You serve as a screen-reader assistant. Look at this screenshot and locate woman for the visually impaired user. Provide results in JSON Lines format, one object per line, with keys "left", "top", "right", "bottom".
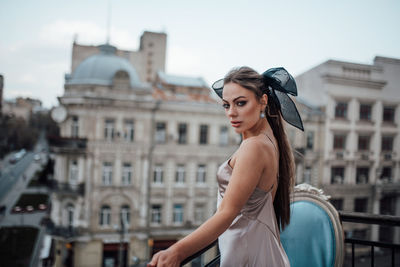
{"left": 148, "top": 67, "right": 303, "bottom": 267}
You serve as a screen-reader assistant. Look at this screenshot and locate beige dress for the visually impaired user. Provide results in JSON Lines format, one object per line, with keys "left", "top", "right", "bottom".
{"left": 217, "top": 158, "right": 290, "bottom": 267}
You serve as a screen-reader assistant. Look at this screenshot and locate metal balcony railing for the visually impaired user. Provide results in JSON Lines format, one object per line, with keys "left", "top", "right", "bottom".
{"left": 180, "top": 212, "right": 400, "bottom": 267}
{"left": 48, "top": 136, "right": 87, "bottom": 153}
{"left": 339, "top": 211, "right": 400, "bottom": 267}
{"left": 180, "top": 240, "right": 219, "bottom": 267}
{"left": 49, "top": 181, "right": 85, "bottom": 196}
{"left": 46, "top": 225, "right": 81, "bottom": 239}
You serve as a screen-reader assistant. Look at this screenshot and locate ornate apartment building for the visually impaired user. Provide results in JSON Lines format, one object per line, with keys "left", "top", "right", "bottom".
{"left": 292, "top": 56, "right": 400, "bottom": 243}
{"left": 49, "top": 32, "right": 237, "bottom": 267}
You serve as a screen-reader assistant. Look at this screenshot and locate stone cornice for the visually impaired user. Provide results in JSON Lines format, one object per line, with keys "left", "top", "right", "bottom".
{"left": 322, "top": 74, "right": 386, "bottom": 89}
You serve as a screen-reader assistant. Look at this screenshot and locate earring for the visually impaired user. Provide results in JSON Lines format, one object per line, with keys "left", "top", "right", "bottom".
{"left": 260, "top": 112, "right": 265, "bottom": 118}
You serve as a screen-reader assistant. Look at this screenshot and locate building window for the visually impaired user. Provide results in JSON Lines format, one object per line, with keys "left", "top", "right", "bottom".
{"left": 330, "top": 199, "right": 343, "bottom": 211}
{"left": 175, "top": 165, "right": 185, "bottom": 184}
{"left": 306, "top": 131, "right": 314, "bottom": 150}
{"left": 304, "top": 166, "right": 311, "bottom": 184}
{"left": 381, "top": 136, "right": 394, "bottom": 151}
{"left": 356, "top": 167, "right": 369, "bottom": 184}
{"left": 104, "top": 119, "right": 115, "bottom": 141}
{"left": 99, "top": 205, "right": 111, "bottom": 226}
{"left": 120, "top": 205, "right": 130, "bottom": 226}
{"left": 333, "top": 134, "right": 346, "bottom": 149}
{"left": 66, "top": 204, "right": 74, "bottom": 226}
{"left": 71, "top": 116, "right": 79, "bottom": 137}
{"left": 153, "top": 164, "right": 163, "bottom": 184}
{"left": 124, "top": 120, "right": 134, "bottom": 142}
{"left": 178, "top": 123, "right": 187, "bottom": 144}
{"left": 173, "top": 204, "right": 184, "bottom": 224}
{"left": 383, "top": 106, "right": 395, "bottom": 123}
{"left": 102, "top": 162, "right": 113, "bottom": 185}
{"left": 196, "top": 164, "right": 206, "bottom": 184}
{"left": 380, "top": 167, "right": 392, "bottom": 182}
{"left": 354, "top": 198, "right": 368, "bottom": 213}
{"left": 69, "top": 160, "right": 78, "bottom": 185}
{"left": 122, "top": 163, "right": 132, "bottom": 185}
{"left": 199, "top": 125, "right": 208, "bottom": 145}
{"left": 219, "top": 126, "right": 229, "bottom": 146}
{"left": 155, "top": 122, "right": 166, "bottom": 143}
{"left": 194, "top": 204, "right": 205, "bottom": 224}
{"left": 359, "top": 104, "right": 372, "bottom": 121}
{"left": 331, "top": 167, "right": 344, "bottom": 184}
{"left": 358, "top": 135, "right": 370, "bottom": 151}
{"left": 335, "top": 102, "right": 347, "bottom": 119}
{"left": 151, "top": 205, "right": 161, "bottom": 224}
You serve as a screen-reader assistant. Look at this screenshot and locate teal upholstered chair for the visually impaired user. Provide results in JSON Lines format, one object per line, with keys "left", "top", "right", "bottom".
{"left": 280, "top": 184, "right": 344, "bottom": 267}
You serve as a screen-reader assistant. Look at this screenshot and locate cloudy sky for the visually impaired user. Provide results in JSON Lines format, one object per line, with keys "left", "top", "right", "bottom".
{"left": 1, "top": 0, "right": 399, "bottom": 108}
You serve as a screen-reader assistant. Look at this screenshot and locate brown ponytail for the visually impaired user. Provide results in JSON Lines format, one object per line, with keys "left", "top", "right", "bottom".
{"left": 265, "top": 98, "right": 294, "bottom": 231}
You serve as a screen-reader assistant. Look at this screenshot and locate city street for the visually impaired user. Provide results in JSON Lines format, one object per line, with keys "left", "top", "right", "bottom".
{"left": 0, "top": 135, "right": 50, "bottom": 266}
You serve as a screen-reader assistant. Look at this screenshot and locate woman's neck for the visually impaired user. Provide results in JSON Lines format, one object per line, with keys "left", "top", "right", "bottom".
{"left": 242, "top": 119, "right": 272, "bottom": 140}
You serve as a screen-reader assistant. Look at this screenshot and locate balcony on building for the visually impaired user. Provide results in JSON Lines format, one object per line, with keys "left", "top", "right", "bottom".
{"left": 46, "top": 223, "right": 83, "bottom": 239}
{"left": 49, "top": 180, "right": 85, "bottom": 196}
{"left": 48, "top": 136, "right": 87, "bottom": 153}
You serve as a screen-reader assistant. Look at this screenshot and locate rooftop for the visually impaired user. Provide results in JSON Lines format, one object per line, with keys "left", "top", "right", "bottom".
{"left": 66, "top": 44, "right": 142, "bottom": 88}
{"left": 156, "top": 71, "right": 208, "bottom": 88}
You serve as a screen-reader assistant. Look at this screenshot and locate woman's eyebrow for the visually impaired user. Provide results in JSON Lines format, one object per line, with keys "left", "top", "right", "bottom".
{"left": 222, "top": 96, "right": 247, "bottom": 103}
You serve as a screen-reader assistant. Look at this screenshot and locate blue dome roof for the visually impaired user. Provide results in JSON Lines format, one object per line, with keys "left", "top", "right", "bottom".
{"left": 67, "top": 44, "right": 141, "bottom": 87}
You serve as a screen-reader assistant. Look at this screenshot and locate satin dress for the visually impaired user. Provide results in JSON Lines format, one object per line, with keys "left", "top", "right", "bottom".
{"left": 217, "top": 158, "right": 290, "bottom": 267}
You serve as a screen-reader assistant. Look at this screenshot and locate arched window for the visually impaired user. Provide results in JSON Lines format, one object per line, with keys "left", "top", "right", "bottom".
{"left": 99, "top": 205, "right": 111, "bottom": 226}
{"left": 113, "top": 70, "right": 130, "bottom": 88}
{"left": 120, "top": 205, "right": 130, "bottom": 227}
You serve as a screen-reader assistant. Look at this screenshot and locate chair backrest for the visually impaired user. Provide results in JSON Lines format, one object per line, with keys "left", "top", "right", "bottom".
{"left": 280, "top": 184, "right": 344, "bottom": 267}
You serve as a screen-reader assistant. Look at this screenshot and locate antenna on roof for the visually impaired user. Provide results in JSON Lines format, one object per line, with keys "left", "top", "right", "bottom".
{"left": 106, "top": 0, "right": 112, "bottom": 44}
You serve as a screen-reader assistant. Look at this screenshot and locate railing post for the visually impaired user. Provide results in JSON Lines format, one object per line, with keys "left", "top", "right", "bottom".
{"left": 371, "top": 245, "right": 374, "bottom": 267}
{"left": 392, "top": 248, "right": 395, "bottom": 267}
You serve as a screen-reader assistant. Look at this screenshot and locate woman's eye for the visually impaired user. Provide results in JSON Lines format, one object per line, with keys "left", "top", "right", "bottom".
{"left": 237, "top": 101, "right": 247, "bottom": 106}
{"left": 222, "top": 104, "right": 229, "bottom": 109}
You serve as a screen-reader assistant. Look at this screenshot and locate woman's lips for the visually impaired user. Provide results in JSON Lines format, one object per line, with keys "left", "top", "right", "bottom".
{"left": 231, "top": 121, "right": 241, "bottom": 127}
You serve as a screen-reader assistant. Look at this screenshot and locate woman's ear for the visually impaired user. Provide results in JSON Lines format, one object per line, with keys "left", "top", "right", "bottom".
{"left": 260, "top": 94, "right": 268, "bottom": 108}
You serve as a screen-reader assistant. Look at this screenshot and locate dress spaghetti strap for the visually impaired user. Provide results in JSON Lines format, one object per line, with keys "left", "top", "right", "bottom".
{"left": 264, "top": 133, "right": 280, "bottom": 179}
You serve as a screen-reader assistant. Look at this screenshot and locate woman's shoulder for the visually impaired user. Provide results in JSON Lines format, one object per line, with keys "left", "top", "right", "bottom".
{"left": 241, "top": 135, "right": 275, "bottom": 150}
{"left": 230, "top": 137, "right": 276, "bottom": 169}
{"left": 238, "top": 135, "right": 275, "bottom": 159}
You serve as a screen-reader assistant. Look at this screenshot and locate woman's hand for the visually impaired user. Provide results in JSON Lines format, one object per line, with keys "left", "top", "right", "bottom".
{"left": 147, "top": 247, "right": 181, "bottom": 267}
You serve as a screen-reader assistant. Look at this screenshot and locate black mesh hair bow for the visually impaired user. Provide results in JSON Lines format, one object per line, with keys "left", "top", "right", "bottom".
{"left": 212, "top": 67, "right": 304, "bottom": 131}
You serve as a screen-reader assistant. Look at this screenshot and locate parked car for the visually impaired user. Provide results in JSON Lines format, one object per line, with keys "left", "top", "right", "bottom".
{"left": 34, "top": 154, "right": 41, "bottom": 161}
{"left": 9, "top": 149, "right": 26, "bottom": 164}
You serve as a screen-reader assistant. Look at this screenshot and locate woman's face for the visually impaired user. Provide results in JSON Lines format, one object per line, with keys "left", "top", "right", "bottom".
{"left": 222, "top": 82, "right": 264, "bottom": 134}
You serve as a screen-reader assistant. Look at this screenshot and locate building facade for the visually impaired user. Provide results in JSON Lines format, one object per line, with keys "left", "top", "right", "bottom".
{"left": 2, "top": 96, "right": 42, "bottom": 121}
{"left": 293, "top": 56, "right": 400, "bottom": 243}
{"left": 49, "top": 32, "right": 237, "bottom": 267}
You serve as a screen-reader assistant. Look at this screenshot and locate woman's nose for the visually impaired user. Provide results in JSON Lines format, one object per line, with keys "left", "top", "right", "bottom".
{"left": 227, "top": 106, "right": 237, "bottom": 117}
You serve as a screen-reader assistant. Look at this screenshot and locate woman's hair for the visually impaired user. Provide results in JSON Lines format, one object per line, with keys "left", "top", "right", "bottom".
{"left": 223, "top": 66, "right": 295, "bottom": 230}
